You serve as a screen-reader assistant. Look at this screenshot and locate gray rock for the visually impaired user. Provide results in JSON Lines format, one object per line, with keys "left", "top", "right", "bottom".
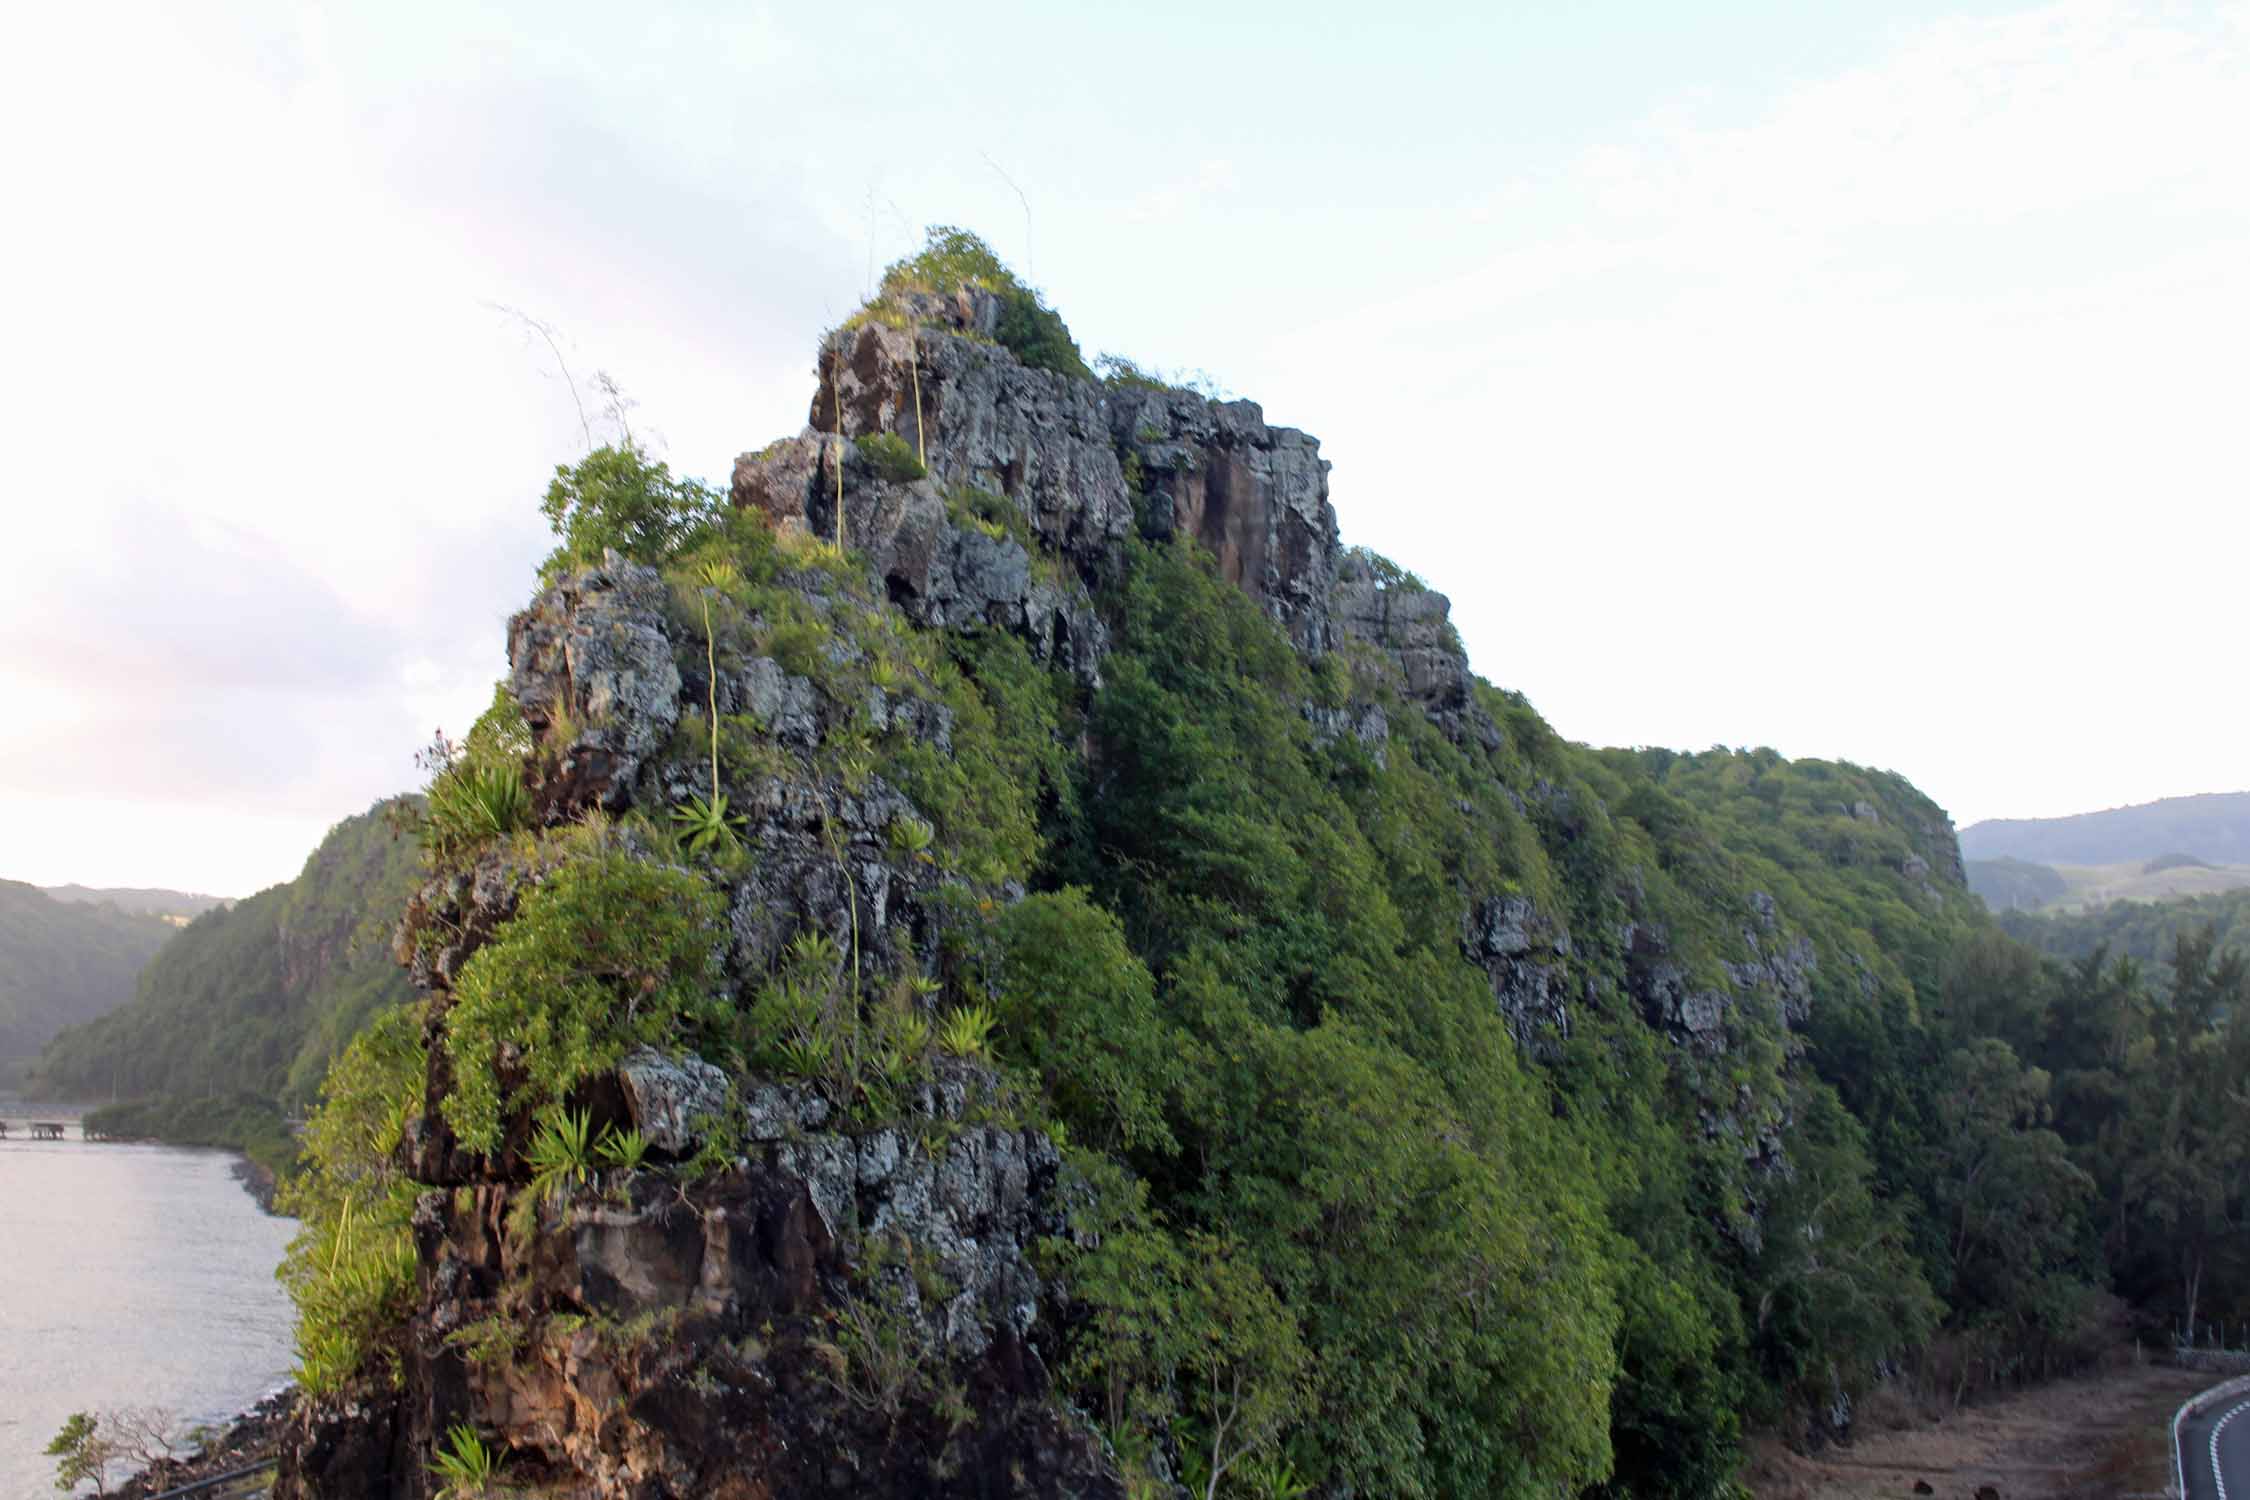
{"left": 507, "top": 551, "right": 681, "bottom": 809}
{"left": 741, "top": 1079, "right": 830, "bottom": 1141}
{"left": 618, "top": 1047, "right": 733, "bottom": 1156}
{"left": 1462, "top": 895, "right": 1575, "bottom": 1050}
{"left": 1303, "top": 701, "right": 1391, "bottom": 766}
{"left": 731, "top": 299, "right": 1340, "bottom": 676}
{"left": 1330, "top": 552, "right": 1506, "bottom": 749}
{"left": 776, "top": 1134, "right": 856, "bottom": 1241}
{"left": 734, "top": 656, "right": 820, "bottom": 748}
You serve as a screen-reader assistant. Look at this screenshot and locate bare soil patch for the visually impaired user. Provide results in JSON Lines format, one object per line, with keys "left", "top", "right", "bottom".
{"left": 1745, "top": 1360, "right": 2211, "bottom": 1500}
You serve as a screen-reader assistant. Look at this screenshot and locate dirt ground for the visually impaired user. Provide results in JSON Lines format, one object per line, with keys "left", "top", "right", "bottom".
{"left": 1744, "top": 1359, "right": 2213, "bottom": 1500}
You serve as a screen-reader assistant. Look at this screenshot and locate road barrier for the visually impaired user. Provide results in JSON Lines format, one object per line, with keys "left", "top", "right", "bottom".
{"left": 2173, "top": 1372, "right": 2250, "bottom": 1498}
{"left": 142, "top": 1456, "right": 277, "bottom": 1500}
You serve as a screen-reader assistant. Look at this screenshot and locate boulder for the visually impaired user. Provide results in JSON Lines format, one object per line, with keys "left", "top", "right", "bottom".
{"left": 617, "top": 1048, "right": 733, "bottom": 1156}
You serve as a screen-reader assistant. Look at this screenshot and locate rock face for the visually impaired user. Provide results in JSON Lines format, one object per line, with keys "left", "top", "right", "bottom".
{"left": 507, "top": 552, "right": 682, "bottom": 812}
{"left": 1463, "top": 894, "right": 1576, "bottom": 1052}
{"left": 1330, "top": 553, "right": 1500, "bottom": 750}
{"left": 283, "top": 1062, "right": 1117, "bottom": 1500}
{"left": 1105, "top": 383, "right": 1338, "bottom": 653}
{"left": 731, "top": 288, "right": 1340, "bottom": 665}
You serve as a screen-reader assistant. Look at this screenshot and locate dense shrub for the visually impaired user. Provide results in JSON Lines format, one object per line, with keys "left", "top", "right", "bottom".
{"left": 441, "top": 853, "right": 723, "bottom": 1154}
{"left": 870, "top": 225, "right": 1092, "bottom": 382}
{"left": 993, "top": 890, "right": 1176, "bottom": 1153}
{"left": 853, "top": 431, "right": 926, "bottom": 483}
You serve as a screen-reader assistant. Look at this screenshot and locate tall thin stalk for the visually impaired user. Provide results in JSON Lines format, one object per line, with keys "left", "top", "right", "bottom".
{"left": 670, "top": 559, "right": 741, "bottom": 855}
{"left": 701, "top": 591, "right": 721, "bottom": 801}
{"left": 831, "top": 344, "right": 847, "bottom": 550}
{"left": 909, "top": 331, "right": 925, "bottom": 467}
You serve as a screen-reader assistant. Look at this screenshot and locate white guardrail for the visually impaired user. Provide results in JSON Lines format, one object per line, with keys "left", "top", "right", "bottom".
{"left": 2173, "top": 1372, "right": 2250, "bottom": 1499}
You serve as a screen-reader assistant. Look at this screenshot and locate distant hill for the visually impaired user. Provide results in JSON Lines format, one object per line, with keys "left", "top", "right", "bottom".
{"left": 1965, "top": 857, "right": 2068, "bottom": 912}
{"left": 0, "top": 882, "right": 178, "bottom": 1080}
{"left": 1959, "top": 791, "right": 2250, "bottom": 865}
{"left": 40, "top": 884, "right": 232, "bottom": 924}
{"left": 1969, "top": 855, "right": 2250, "bottom": 915}
{"left": 32, "top": 801, "right": 422, "bottom": 1148}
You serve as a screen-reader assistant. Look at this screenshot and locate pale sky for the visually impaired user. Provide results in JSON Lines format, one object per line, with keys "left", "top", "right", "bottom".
{"left": 3, "top": 0, "right": 2245, "bottom": 896}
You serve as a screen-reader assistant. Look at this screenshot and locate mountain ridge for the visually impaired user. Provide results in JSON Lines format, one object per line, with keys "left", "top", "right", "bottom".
{"left": 39, "top": 883, "right": 233, "bottom": 922}
{"left": 0, "top": 879, "right": 178, "bottom": 1080}
{"left": 1960, "top": 790, "right": 2250, "bottom": 865}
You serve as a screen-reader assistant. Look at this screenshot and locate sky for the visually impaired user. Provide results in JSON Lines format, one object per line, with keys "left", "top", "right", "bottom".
{"left": 3, "top": 0, "right": 2245, "bottom": 896}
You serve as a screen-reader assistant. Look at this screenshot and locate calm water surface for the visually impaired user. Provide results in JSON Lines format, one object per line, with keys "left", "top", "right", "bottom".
{"left": 0, "top": 1114, "right": 298, "bottom": 1496}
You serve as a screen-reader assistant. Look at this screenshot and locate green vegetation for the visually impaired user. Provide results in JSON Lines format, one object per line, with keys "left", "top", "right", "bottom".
{"left": 1968, "top": 855, "right": 2070, "bottom": 912}
{"left": 0, "top": 880, "right": 176, "bottom": 1079}
{"left": 538, "top": 442, "right": 723, "bottom": 578}
{"left": 82, "top": 1092, "right": 296, "bottom": 1179}
{"left": 854, "top": 431, "right": 927, "bottom": 484}
{"left": 276, "top": 1001, "right": 426, "bottom": 1393}
{"left": 441, "top": 851, "right": 722, "bottom": 1154}
{"left": 944, "top": 483, "right": 1030, "bottom": 547}
{"left": 430, "top": 1423, "right": 504, "bottom": 1499}
{"left": 861, "top": 225, "right": 1092, "bottom": 381}
{"left": 524, "top": 1105, "right": 598, "bottom": 1207}
{"left": 1094, "top": 353, "right": 1233, "bottom": 402}
{"left": 2004, "top": 885, "right": 2250, "bottom": 970}
{"left": 675, "top": 557, "right": 747, "bottom": 856}
{"left": 45, "top": 1412, "right": 106, "bottom": 1495}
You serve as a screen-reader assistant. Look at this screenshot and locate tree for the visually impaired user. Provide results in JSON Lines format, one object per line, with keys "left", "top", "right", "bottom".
{"left": 538, "top": 444, "right": 721, "bottom": 575}
{"left": 46, "top": 1412, "right": 113, "bottom": 1496}
{"left": 2118, "top": 927, "right": 2250, "bottom": 1337}
{"left": 1064, "top": 1226, "right": 1308, "bottom": 1499}
{"left": 1931, "top": 1040, "right": 2096, "bottom": 1360}
{"left": 45, "top": 1408, "right": 183, "bottom": 1496}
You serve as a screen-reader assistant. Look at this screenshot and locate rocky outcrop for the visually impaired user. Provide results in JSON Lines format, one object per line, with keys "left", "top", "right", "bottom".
{"left": 1106, "top": 383, "right": 1338, "bottom": 653}
{"left": 284, "top": 1054, "right": 1117, "bottom": 1500}
{"left": 507, "top": 551, "right": 682, "bottom": 813}
{"left": 1330, "top": 553, "right": 1501, "bottom": 750}
{"left": 732, "top": 289, "right": 1342, "bottom": 669}
{"left": 616, "top": 1048, "right": 732, "bottom": 1157}
{"left": 1730, "top": 891, "right": 1817, "bottom": 1029}
{"left": 318, "top": 488, "right": 1118, "bottom": 1496}
{"left": 1463, "top": 894, "right": 1577, "bottom": 1052}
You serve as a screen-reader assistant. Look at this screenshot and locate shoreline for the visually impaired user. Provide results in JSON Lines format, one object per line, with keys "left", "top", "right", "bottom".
{"left": 0, "top": 1105, "right": 291, "bottom": 1216}
{"left": 229, "top": 1153, "right": 283, "bottom": 1214}
{"left": 111, "top": 1389, "right": 298, "bottom": 1500}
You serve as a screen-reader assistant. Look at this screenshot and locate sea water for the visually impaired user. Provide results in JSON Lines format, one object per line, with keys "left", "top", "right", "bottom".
{"left": 0, "top": 1114, "right": 298, "bottom": 1496}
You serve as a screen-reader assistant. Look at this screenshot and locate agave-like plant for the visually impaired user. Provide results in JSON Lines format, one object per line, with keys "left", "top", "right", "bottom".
{"left": 526, "top": 1106, "right": 596, "bottom": 1207}
{"left": 937, "top": 1004, "right": 998, "bottom": 1060}
{"left": 672, "top": 790, "right": 743, "bottom": 856}
{"left": 430, "top": 1423, "right": 503, "bottom": 1499}
{"left": 596, "top": 1123, "right": 649, "bottom": 1173}
{"left": 887, "top": 815, "right": 935, "bottom": 861}
{"left": 788, "top": 929, "right": 844, "bottom": 972}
